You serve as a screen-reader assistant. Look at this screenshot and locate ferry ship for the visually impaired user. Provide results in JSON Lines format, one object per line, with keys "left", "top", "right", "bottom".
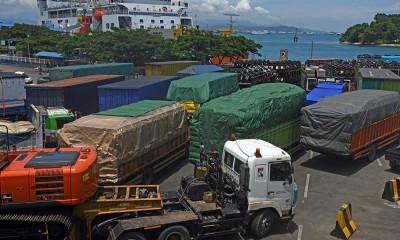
{"left": 37, "top": 0, "right": 193, "bottom": 33}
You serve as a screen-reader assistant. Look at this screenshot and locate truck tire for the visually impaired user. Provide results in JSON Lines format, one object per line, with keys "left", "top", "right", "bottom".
{"left": 250, "top": 209, "right": 276, "bottom": 239}
{"left": 141, "top": 166, "right": 154, "bottom": 184}
{"left": 389, "top": 161, "right": 399, "bottom": 170}
{"left": 157, "top": 225, "right": 190, "bottom": 240}
{"left": 117, "top": 231, "right": 146, "bottom": 240}
{"left": 368, "top": 144, "right": 377, "bottom": 163}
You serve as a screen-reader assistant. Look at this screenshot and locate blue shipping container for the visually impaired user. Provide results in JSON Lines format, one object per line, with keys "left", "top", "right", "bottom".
{"left": 98, "top": 76, "right": 178, "bottom": 111}
{"left": 306, "top": 83, "right": 345, "bottom": 106}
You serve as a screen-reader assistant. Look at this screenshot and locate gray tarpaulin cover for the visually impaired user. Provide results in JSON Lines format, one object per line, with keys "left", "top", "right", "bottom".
{"left": 58, "top": 102, "right": 187, "bottom": 184}
{"left": 300, "top": 90, "right": 400, "bottom": 156}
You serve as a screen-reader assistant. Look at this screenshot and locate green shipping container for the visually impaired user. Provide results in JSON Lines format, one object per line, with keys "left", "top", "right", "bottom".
{"left": 166, "top": 72, "right": 239, "bottom": 104}
{"left": 49, "top": 63, "right": 134, "bottom": 81}
{"left": 145, "top": 61, "right": 201, "bottom": 76}
{"left": 356, "top": 68, "right": 400, "bottom": 92}
{"left": 189, "top": 83, "right": 306, "bottom": 163}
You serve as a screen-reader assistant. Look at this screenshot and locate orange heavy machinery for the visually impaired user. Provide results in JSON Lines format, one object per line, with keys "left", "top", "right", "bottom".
{"left": 0, "top": 146, "right": 98, "bottom": 239}
{"left": 0, "top": 147, "right": 164, "bottom": 240}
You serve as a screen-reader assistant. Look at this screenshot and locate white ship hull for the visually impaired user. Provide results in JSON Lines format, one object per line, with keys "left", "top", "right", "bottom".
{"left": 37, "top": 0, "right": 193, "bottom": 32}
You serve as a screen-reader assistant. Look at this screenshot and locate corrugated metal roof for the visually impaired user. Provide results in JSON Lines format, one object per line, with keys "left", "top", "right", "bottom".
{"left": 26, "top": 75, "right": 124, "bottom": 88}
{"left": 98, "top": 76, "right": 177, "bottom": 89}
{"left": 358, "top": 68, "right": 400, "bottom": 80}
{"left": 51, "top": 63, "right": 133, "bottom": 71}
{"left": 177, "top": 65, "right": 224, "bottom": 75}
{"left": 34, "top": 51, "right": 65, "bottom": 58}
{"left": 145, "top": 61, "right": 200, "bottom": 65}
{"left": 0, "top": 72, "right": 22, "bottom": 78}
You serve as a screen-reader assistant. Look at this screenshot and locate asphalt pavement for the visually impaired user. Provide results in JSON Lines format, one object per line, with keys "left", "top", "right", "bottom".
{"left": 157, "top": 142, "right": 400, "bottom": 240}
{"left": 0, "top": 63, "right": 45, "bottom": 84}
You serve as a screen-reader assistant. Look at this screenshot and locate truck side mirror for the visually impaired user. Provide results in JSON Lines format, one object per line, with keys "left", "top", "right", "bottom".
{"left": 288, "top": 175, "right": 293, "bottom": 184}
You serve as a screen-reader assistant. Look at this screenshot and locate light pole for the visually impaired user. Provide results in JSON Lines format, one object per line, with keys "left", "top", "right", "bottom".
{"left": 27, "top": 34, "right": 30, "bottom": 59}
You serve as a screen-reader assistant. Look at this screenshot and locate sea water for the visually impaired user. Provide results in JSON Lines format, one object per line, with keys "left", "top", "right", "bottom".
{"left": 241, "top": 33, "right": 400, "bottom": 63}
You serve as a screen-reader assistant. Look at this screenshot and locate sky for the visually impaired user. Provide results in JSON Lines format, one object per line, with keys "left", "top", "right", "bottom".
{"left": 0, "top": 0, "right": 399, "bottom": 32}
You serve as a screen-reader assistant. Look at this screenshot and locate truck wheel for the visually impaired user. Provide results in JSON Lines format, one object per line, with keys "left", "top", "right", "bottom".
{"left": 389, "top": 161, "right": 399, "bottom": 170}
{"left": 157, "top": 225, "right": 190, "bottom": 240}
{"left": 141, "top": 166, "right": 154, "bottom": 184}
{"left": 118, "top": 231, "right": 146, "bottom": 240}
{"left": 368, "top": 144, "right": 377, "bottom": 162}
{"left": 250, "top": 210, "right": 276, "bottom": 239}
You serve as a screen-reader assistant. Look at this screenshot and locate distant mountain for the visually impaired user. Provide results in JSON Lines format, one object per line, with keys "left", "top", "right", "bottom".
{"left": 196, "top": 20, "right": 325, "bottom": 34}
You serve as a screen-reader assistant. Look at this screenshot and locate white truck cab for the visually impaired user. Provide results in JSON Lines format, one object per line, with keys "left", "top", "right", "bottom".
{"left": 222, "top": 139, "right": 296, "bottom": 220}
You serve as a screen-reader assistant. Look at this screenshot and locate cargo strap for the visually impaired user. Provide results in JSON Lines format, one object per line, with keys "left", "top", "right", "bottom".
{"left": 382, "top": 177, "right": 400, "bottom": 202}
{"left": 335, "top": 203, "right": 356, "bottom": 239}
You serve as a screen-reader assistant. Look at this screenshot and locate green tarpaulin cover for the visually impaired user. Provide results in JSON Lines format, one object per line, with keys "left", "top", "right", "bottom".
{"left": 96, "top": 100, "right": 176, "bottom": 117}
{"left": 189, "top": 83, "right": 306, "bottom": 162}
{"left": 166, "top": 72, "right": 239, "bottom": 103}
{"left": 50, "top": 63, "right": 134, "bottom": 81}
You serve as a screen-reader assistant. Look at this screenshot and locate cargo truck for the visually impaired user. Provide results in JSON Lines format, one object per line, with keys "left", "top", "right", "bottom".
{"left": 0, "top": 139, "right": 297, "bottom": 240}
{"left": 106, "top": 139, "right": 297, "bottom": 240}
{"left": 189, "top": 83, "right": 306, "bottom": 163}
{"left": 58, "top": 100, "right": 189, "bottom": 185}
{"left": 301, "top": 90, "right": 400, "bottom": 161}
{"left": 29, "top": 105, "right": 76, "bottom": 148}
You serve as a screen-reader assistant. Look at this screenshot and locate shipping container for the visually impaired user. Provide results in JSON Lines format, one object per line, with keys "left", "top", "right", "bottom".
{"left": 0, "top": 72, "right": 26, "bottom": 117}
{"left": 301, "top": 90, "right": 400, "bottom": 161}
{"left": 25, "top": 75, "right": 125, "bottom": 116}
{"left": 145, "top": 61, "right": 201, "bottom": 76}
{"left": 49, "top": 63, "right": 134, "bottom": 81}
{"left": 58, "top": 100, "right": 189, "bottom": 184}
{"left": 98, "top": 76, "right": 178, "bottom": 111}
{"left": 356, "top": 68, "right": 400, "bottom": 92}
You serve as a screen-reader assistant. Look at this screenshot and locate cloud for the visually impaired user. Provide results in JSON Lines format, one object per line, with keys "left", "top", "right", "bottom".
{"left": 190, "top": 0, "right": 276, "bottom": 21}
{"left": 254, "top": 6, "right": 270, "bottom": 15}
{"left": 0, "top": 0, "right": 37, "bottom": 23}
{"left": 236, "top": 0, "right": 251, "bottom": 13}
{"left": 3, "top": 0, "right": 36, "bottom": 7}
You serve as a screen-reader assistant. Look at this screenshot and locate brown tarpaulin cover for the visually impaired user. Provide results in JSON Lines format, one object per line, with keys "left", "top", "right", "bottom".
{"left": 58, "top": 103, "right": 188, "bottom": 184}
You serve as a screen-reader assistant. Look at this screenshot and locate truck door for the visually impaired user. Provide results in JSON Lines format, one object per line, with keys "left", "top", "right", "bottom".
{"left": 267, "top": 161, "right": 293, "bottom": 211}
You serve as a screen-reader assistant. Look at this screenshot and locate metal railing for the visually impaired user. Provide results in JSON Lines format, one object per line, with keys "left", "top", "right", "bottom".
{"left": 0, "top": 55, "right": 48, "bottom": 65}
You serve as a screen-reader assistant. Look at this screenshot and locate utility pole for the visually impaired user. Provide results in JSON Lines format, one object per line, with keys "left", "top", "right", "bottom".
{"left": 27, "top": 34, "right": 30, "bottom": 60}
{"left": 310, "top": 40, "right": 314, "bottom": 59}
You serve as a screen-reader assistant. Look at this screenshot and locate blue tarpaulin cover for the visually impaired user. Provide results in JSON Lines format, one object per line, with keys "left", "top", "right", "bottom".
{"left": 306, "top": 83, "right": 345, "bottom": 106}
{"left": 381, "top": 55, "right": 400, "bottom": 63}
{"left": 34, "top": 51, "right": 65, "bottom": 58}
{"left": 176, "top": 65, "right": 224, "bottom": 77}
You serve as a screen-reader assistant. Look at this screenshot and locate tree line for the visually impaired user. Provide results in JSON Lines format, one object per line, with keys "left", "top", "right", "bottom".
{"left": 340, "top": 13, "right": 400, "bottom": 45}
{"left": 0, "top": 24, "right": 262, "bottom": 66}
